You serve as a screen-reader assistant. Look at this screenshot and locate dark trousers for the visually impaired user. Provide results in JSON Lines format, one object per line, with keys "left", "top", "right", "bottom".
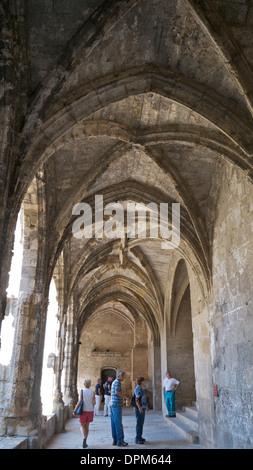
{"left": 135, "top": 408, "right": 145, "bottom": 441}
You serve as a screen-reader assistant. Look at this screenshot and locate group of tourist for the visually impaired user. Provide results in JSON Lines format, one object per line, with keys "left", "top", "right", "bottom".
{"left": 72, "top": 370, "right": 180, "bottom": 448}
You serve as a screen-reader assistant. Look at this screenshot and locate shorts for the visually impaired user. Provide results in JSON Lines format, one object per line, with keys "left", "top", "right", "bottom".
{"left": 79, "top": 411, "right": 94, "bottom": 424}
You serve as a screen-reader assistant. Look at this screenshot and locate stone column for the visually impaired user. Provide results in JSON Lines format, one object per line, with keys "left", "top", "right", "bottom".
{"left": 160, "top": 327, "right": 168, "bottom": 415}
{"left": 52, "top": 318, "right": 66, "bottom": 433}
{"left": 51, "top": 268, "right": 66, "bottom": 433}
{"left": 2, "top": 175, "right": 49, "bottom": 448}
{"left": 131, "top": 317, "right": 148, "bottom": 385}
{"left": 151, "top": 340, "right": 162, "bottom": 410}
{"left": 63, "top": 298, "right": 79, "bottom": 415}
{"left": 5, "top": 292, "right": 48, "bottom": 448}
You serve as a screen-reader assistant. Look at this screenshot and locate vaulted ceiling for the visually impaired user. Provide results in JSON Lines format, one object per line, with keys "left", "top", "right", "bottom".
{"left": 9, "top": 0, "right": 253, "bottom": 340}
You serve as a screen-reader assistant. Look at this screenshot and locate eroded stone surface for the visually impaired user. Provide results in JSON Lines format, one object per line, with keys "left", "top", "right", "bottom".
{"left": 0, "top": 0, "right": 252, "bottom": 450}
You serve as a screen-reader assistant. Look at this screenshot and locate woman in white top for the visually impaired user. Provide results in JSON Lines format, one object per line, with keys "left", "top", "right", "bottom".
{"left": 73, "top": 379, "right": 96, "bottom": 448}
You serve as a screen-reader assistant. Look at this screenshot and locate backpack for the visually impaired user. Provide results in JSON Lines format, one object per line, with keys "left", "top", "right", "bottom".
{"left": 131, "top": 393, "right": 141, "bottom": 407}
{"left": 130, "top": 394, "right": 136, "bottom": 407}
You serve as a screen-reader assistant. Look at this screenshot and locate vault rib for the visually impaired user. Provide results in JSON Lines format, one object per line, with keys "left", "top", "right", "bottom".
{"left": 187, "top": 0, "right": 253, "bottom": 117}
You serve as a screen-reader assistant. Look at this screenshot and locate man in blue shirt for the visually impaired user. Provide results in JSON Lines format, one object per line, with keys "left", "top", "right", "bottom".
{"left": 134, "top": 376, "right": 149, "bottom": 444}
{"left": 110, "top": 371, "right": 129, "bottom": 446}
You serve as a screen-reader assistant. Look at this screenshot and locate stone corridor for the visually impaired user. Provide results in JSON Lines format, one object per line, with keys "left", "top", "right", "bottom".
{"left": 46, "top": 409, "right": 203, "bottom": 450}
{"left": 0, "top": 0, "right": 253, "bottom": 451}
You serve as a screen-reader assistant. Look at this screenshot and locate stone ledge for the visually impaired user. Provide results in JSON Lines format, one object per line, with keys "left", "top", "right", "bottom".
{"left": 0, "top": 437, "right": 28, "bottom": 449}
{"left": 91, "top": 351, "right": 122, "bottom": 356}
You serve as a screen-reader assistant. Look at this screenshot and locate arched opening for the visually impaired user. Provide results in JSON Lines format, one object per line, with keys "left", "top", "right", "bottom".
{"left": 0, "top": 210, "right": 23, "bottom": 366}
{"left": 167, "top": 259, "right": 196, "bottom": 409}
{"left": 41, "top": 278, "right": 59, "bottom": 415}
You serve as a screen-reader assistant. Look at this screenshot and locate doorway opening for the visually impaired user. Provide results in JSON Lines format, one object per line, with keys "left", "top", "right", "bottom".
{"left": 101, "top": 368, "right": 116, "bottom": 402}
{"left": 168, "top": 260, "right": 196, "bottom": 409}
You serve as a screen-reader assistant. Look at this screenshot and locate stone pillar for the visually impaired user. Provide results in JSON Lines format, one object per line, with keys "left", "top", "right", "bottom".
{"left": 63, "top": 298, "right": 79, "bottom": 415}
{"left": 131, "top": 317, "right": 148, "bottom": 386}
{"left": 4, "top": 292, "right": 48, "bottom": 448}
{"left": 1, "top": 175, "right": 49, "bottom": 448}
{"left": 151, "top": 340, "right": 162, "bottom": 410}
{"left": 49, "top": 254, "right": 68, "bottom": 431}
{"left": 52, "top": 316, "right": 66, "bottom": 433}
{"left": 160, "top": 328, "right": 168, "bottom": 415}
{"left": 52, "top": 354, "right": 65, "bottom": 432}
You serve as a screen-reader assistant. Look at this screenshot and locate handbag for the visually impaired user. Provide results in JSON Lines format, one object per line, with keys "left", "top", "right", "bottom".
{"left": 74, "top": 389, "right": 84, "bottom": 415}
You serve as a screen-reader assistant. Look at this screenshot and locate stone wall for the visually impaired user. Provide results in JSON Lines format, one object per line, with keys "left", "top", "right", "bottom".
{"left": 78, "top": 311, "right": 135, "bottom": 397}
{"left": 211, "top": 163, "right": 253, "bottom": 448}
{"left": 189, "top": 268, "right": 214, "bottom": 448}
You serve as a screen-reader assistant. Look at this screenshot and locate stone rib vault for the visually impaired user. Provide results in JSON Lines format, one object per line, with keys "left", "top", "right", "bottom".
{"left": 0, "top": 0, "right": 252, "bottom": 449}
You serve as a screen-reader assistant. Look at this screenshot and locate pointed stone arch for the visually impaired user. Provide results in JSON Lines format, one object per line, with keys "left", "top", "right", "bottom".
{"left": 170, "top": 259, "right": 190, "bottom": 336}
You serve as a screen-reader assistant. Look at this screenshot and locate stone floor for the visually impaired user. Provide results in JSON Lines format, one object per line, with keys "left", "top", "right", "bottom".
{"left": 46, "top": 408, "right": 204, "bottom": 449}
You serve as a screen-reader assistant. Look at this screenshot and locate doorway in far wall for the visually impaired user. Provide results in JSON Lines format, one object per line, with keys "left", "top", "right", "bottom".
{"left": 101, "top": 368, "right": 116, "bottom": 402}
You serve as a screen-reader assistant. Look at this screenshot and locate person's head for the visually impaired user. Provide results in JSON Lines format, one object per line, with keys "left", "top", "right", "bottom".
{"left": 136, "top": 376, "right": 145, "bottom": 387}
{"left": 117, "top": 370, "right": 125, "bottom": 382}
{"left": 84, "top": 378, "right": 91, "bottom": 388}
{"left": 166, "top": 371, "right": 171, "bottom": 379}
{"left": 97, "top": 378, "right": 101, "bottom": 383}
{"left": 108, "top": 376, "right": 113, "bottom": 382}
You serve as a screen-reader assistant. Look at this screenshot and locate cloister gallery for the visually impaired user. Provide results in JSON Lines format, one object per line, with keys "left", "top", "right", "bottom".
{"left": 0, "top": 0, "right": 252, "bottom": 449}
